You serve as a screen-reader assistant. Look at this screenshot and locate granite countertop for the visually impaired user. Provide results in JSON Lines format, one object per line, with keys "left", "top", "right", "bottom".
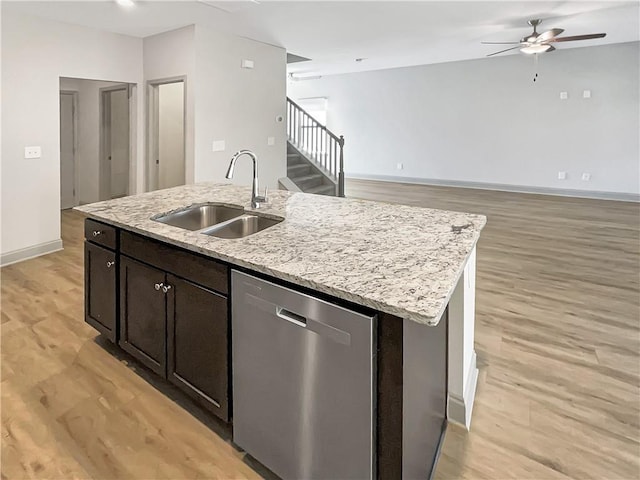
{"left": 75, "top": 183, "right": 486, "bottom": 326}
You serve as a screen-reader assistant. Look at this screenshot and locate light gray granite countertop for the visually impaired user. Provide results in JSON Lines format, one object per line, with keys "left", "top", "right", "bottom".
{"left": 75, "top": 183, "right": 486, "bottom": 326}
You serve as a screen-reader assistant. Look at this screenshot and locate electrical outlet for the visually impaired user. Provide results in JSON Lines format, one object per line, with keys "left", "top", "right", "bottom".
{"left": 212, "top": 140, "right": 225, "bottom": 152}
{"left": 560, "top": 92, "right": 568, "bottom": 100}
{"left": 397, "top": 163, "right": 403, "bottom": 170}
{"left": 583, "top": 90, "right": 591, "bottom": 99}
{"left": 581, "top": 172, "right": 591, "bottom": 181}
{"left": 558, "top": 171, "right": 567, "bottom": 180}
{"left": 24, "top": 146, "right": 41, "bottom": 159}
{"left": 267, "top": 137, "right": 275, "bottom": 146}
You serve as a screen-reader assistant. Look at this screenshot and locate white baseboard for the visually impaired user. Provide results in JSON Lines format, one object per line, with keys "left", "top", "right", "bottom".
{"left": 1, "top": 239, "right": 64, "bottom": 267}
{"left": 347, "top": 174, "right": 640, "bottom": 203}
{"left": 448, "top": 351, "right": 479, "bottom": 430}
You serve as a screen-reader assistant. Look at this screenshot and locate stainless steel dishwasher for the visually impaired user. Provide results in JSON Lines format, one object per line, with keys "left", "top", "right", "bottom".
{"left": 231, "top": 270, "right": 376, "bottom": 480}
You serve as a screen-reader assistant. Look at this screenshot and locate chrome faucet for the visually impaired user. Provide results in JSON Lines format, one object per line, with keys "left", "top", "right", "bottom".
{"left": 225, "top": 149, "right": 268, "bottom": 209}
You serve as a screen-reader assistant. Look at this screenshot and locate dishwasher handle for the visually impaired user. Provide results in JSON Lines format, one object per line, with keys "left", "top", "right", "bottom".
{"left": 276, "top": 307, "right": 307, "bottom": 327}
{"left": 243, "top": 292, "right": 352, "bottom": 346}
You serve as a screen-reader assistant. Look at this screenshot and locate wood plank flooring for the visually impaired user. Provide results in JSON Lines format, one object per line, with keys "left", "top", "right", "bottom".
{"left": 347, "top": 179, "right": 640, "bottom": 480}
{"left": 1, "top": 180, "right": 639, "bottom": 479}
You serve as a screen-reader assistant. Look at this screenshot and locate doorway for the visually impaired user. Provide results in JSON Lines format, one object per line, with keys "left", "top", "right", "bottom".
{"left": 59, "top": 91, "right": 78, "bottom": 209}
{"left": 101, "top": 85, "right": 131, "bottom": 199}
{"left": 147, "top": 78, "right": 186, "bottom": 191}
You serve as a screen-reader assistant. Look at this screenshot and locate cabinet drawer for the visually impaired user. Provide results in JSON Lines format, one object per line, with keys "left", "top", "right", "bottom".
{"left": 120, "top": 230, "right": 229, "bottom": 295}
{"left": 85, "top": 219, "right": 117, "bottom": 250}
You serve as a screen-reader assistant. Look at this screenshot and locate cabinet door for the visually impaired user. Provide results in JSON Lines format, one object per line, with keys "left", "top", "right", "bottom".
{"left": 84, "top": 242, "right": 117, "bottom": 342}
{"left": 119, "top": 256, "right": 167, "bottom": 377}
{"left": 167, "top": 274, "right": 229, "bottom": 421}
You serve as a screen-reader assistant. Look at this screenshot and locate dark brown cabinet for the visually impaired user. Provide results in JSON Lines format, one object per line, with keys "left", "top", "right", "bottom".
{"left": 119, "top": 256, "right": 167, "bottom": 377}
{"left": 84, "top": 222, "right": 231, "bottom": 422}
{"left": 167, "top": 274, "right": 229, "bottom": 420}
{"left": 85, "top": 239, "right": 117, "bottom": 342}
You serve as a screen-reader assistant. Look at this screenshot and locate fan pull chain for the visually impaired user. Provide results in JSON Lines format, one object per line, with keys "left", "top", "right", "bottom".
{"left": 533, "top": 53, "right": 539, "bottom": 82}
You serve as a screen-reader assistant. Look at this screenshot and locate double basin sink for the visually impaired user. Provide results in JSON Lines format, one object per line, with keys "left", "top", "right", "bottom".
{"left": 153, "top": 204, "right": 282, "bottom": 239}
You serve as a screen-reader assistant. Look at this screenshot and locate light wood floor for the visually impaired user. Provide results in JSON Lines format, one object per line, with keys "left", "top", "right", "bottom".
{"left": 2, "top": 180, "right": 639, "bottom": 479}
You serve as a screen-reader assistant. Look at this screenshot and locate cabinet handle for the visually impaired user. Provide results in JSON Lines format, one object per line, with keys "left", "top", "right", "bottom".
{"left": 92, "top": 230, "right": 102, "bottom": 237}
{"left": 162, "top": 284, "right": 172, "bottom": 293}
{"left": 154, "top": 282, "right": 164, "bottom": 291}
{"left": 106, "top": 261, "right": 115, "bottom": 268}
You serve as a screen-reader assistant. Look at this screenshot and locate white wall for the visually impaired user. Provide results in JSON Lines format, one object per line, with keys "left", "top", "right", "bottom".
{"left": 1, "top": 10, "right": 143, "bottom": 261}
{"left": 144, "top": 26, "right": 195, "bottom": 187}
{"left": 194, "top": 26, "right": 287, "bottom": 190}
{"left": 289, "top": 42, "right": 640, "bottom": 197}
{"left": 59, "top": 78, "right": 125, "bottom": 204}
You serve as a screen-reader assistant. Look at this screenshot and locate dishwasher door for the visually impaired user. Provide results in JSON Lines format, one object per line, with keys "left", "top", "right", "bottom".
{"left": 232, "top": 270, "right": 376, "bottom": 480}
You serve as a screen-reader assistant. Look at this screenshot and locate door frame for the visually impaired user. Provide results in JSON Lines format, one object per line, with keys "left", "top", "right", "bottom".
{"left": 99, "top": 83, "right": 131, "bottom": 200}
{"left": 146, "top": 76, "right": 187, "bottom": 192}
{"left": 60, "top": 90, "right": 79, "bottom": 208}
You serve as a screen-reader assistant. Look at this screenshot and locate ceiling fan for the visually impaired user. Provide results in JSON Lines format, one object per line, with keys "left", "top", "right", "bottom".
{"left": 482, "top": 19, "right": 606, "bottom": 57}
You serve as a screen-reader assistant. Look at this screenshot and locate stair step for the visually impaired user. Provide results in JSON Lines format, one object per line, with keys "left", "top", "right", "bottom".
{"left": 293, "top": 173, "right": 324, "bottom": 189}
{"left": 287, "top": 154, "right": 307, "bottom": 166}
{"left": 306, "top": 184, "right": 336, "bottom": 196}
{"left": 287, "top": 163, "right": 312, "bottom": 177}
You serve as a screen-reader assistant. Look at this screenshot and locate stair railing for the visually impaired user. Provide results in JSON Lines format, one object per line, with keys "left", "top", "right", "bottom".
{"left": 287, "top": 97, "right": 345, "bottom": 197}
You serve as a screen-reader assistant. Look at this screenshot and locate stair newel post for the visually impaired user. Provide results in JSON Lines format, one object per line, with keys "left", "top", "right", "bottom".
{"left": 338, "top": 135, "right": 345, "bottom": 197}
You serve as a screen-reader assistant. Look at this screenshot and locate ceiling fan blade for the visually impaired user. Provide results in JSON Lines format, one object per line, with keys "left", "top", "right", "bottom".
{"left": 549, "top": 33, "right": 606, "bottom": 43}
{"left": 481, "top": 41, "right": 522, "bottom": 45}
{"left": 486, "top": 46, "right": 520, "bottom": 57}
{"left": 546, "top": 45, "right": 556, "bottom": 53}
{"left": 536, "top": 28, "right": 564, "bottom": 43}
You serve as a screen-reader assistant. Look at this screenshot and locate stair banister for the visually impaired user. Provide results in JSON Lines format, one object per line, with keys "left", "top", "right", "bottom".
{"left": 286, "top": 97, "right": 345, "bottom": 197}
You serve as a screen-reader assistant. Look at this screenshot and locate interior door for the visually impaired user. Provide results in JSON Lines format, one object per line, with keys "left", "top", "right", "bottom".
{"left": 157, "top": 81, "right": 185, "bottom": 189}
{"left": 60, "top": 92, "right": 75, "bottom": 209}
{"left": 109, "top": 88, "right": 130, "bottom": 198}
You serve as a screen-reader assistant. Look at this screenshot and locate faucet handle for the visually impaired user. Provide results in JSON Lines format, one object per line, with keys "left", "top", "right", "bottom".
{"left": 255, "top": 186, "right": 268, "bottom": 204}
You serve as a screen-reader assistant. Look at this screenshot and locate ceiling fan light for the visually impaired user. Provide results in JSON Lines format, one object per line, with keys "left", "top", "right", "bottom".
{"left": 520, "top": 44, "right": 552, "bottom": 55}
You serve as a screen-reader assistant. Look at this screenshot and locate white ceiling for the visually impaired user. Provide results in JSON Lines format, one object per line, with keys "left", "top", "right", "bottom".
{"left": 4, "top": 1, "right": 639, "bottom": 77}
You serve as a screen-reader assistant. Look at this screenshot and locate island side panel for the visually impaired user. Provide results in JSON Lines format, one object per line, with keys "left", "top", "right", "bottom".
{"left": 447, "top": 246, "right": 478, "bottom": 429}
{"left": 403, "top": 309, "right": 448, "bottom": 479}
{"left": 377, "top": 313, "right": 404, "bottom": 479}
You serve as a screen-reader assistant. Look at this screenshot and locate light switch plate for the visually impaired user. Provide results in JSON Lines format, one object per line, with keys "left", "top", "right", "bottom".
{"left": 581, "top": 172, "right": 591, "bottom": 181}
{"left": 241, "top": 59, "right": 254, "bottom": 69}
{"left": 583, "top": 90, "right": 591, "bottom": 98}
{"left": 24, "top": 146, "right": 42, "bottom": 159}
{"left": 267, "top": 137, "right": 275, "bottom": 146}
{"left": 212, "top": 140, "right": 226, "bottom": 152}
{"left": 560, "top": 92, "right": 568, "bottom": 100}
{"left": 558, "top": 171, "right": 567, "bottom": 180}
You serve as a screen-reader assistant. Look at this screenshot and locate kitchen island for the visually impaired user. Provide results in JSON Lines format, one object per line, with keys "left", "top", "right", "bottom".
{"left": 76, "top": 183, "right": 485, "bottom": 479}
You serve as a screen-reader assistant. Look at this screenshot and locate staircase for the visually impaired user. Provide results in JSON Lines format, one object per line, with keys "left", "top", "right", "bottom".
{"left": 287, "top": 143, "right": 337, "bottom": 196}
{"left": 284, "top": 98, "right": 345, "bottom": 197}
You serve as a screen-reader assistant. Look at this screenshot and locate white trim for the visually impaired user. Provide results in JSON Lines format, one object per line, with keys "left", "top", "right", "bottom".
{"left": 447, "top": 351, "right": 478, "bottom": 429}
{"left": 1, "top": 239, "right": 64, "bottom": 267}
{"left": 347, "top": 173, "right": 640, "bottom": 203}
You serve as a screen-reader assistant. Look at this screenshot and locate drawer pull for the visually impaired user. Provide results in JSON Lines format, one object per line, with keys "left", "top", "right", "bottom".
{"left": 154, "top": 282, "right": 164, "bottom": 291}
{"left": 162, "top": 284, "right": 172, "bottom": 293}
{"left": 106, "top": 261, "right": 115, "bottom": 268}
{"left": 92, "top": 230, "right": 102, "bottom": 237}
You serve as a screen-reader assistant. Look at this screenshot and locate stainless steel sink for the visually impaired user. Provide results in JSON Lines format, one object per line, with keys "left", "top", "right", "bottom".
{"left": 153, "top": 203, "right": 244, "bottom": 231}
{"left": 203, "top": 214, "right": 283, "bottom": 239}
